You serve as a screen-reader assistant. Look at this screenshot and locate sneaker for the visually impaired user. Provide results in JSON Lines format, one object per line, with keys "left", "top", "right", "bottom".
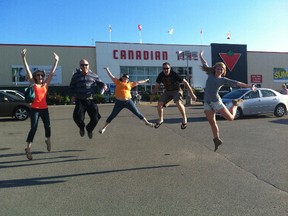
{"left": 213, "top": 137, "right": 223, "bottom": 152}
{"left": 232, "top": 99, "right": 244, "bottom": 106}
{"left": 99, "top": 128, "right": 106, "bottom": 134}
{"left": 79, "top": 129, "right": 85, "bottom": 137}
{"left": 145, "top": 122, "right": 155, "bottom": 128}
{"left": 87, "top": 131, "right": 93, "bottom": 139}
{"left": 45, "top": 139, "right": 51, "bottom": 152}
{"left": 25, "top": 148, "right": 33, "bottom": 160}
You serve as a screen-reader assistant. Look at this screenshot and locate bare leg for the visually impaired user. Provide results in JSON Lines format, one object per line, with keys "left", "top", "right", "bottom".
{"left": 205, "top": 110, "right": 219, "bottom": 138}
{"left": 157, "top": 101, "right": 164, "bottom": 123}
{"left": 218, "top": 105, "right": 238, "bottom": 121}
{"left": 175, "top": 101, "right": 187, "bottom": 124}
{"left": 205, "top": 110, "right": 223, "bottom": 151}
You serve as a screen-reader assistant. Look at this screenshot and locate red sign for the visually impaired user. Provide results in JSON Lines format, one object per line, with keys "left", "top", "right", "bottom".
{"left": 251, "top": 75, "right": 262, "bottom": 83}
{"left": 219, "top": 50, "right": 241, "bottom": 72}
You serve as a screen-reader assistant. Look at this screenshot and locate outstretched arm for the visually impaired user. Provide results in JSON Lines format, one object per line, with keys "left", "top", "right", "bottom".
{"left": 104, "top": 67, "right": 117, "bottom": 82}
{"left": 182, "top": 79, "right": 197, "bottom": 101}
{"left": 21, "top": 49, "right": 33, "bottom": 83}
{"left": 199, "top": 50, "right": 208, "bottom": 67}
{"left": 132, "top": 79, "right": 149, "bottom": 88}
{"left": 150, "top": 82, "right": 160, "bottom": 103}
{"left": 237, "top": 82, "right": 256, "bottom": 91}
{"left": 45, "top": 52, "right": 59, "bottom": 85}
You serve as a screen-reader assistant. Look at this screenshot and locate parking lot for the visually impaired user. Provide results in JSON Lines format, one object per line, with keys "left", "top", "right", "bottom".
{"left": 1, "top": 103, "right": 288, "bottom": 216}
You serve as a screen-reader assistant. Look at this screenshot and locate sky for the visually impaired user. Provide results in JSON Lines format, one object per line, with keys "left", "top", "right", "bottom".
{"left": 1, "top": 0, "right": 287, "bottom": 52}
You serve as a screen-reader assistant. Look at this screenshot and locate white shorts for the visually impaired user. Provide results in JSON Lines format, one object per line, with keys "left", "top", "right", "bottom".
{"left": 204, "top": 101, "right": 225, "bottom": 111}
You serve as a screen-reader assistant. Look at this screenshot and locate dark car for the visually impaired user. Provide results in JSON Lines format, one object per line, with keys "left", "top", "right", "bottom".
{"left": 0, "top": 91, "right": 31, "bottom": 120}
{"left": 218, "top": 88, "right": 288, "bottom": 119}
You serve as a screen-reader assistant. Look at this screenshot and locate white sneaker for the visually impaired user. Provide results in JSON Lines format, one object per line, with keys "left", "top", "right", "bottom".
{"left": 99, "top": 128, "right": 106, "bottom": 134}
{"left": 146, "top": 122, "right": 155, "bottom": 128}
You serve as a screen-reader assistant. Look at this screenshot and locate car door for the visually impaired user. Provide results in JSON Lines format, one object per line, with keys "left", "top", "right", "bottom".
{"left": 242, "top": 90, "right": 261, "bottom": 115}
{"left": 259, "top": 89, "right": 279, "bottom": 113}
{"left": 0, "top": 93, "right": 12, "bottom": 116}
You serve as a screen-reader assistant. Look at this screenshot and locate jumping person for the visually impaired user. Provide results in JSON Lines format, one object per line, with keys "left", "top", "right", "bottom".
{"left": 99, "top": 67, "right": 154, "bottom": 134}
{"left": 21, "top": 48, "right": 59, "bottom": 160}
{"left": 150, "top": 62, "right": 197, "bottom": 129}
{"left": 69, "top": 59, "right": 106, "bottom": 139}
{"left": 199, "top": 50, "right": 256, "bottom": 151}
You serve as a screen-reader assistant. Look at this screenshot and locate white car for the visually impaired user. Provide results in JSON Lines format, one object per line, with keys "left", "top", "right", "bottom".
{"left": 0, "top": 90, "right": 25, "bottom": 100}
{"left": 219, "top": 88, "right": 288, "bottom": 119}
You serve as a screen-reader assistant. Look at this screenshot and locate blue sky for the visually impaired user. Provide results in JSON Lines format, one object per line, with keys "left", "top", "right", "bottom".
{"left": 1, "top": 0, "right": 287, "bottom": 52}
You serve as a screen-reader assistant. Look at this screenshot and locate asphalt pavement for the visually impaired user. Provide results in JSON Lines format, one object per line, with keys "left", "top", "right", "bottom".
{"left": 0, "top": 102, "right": 287, "bottom": 216}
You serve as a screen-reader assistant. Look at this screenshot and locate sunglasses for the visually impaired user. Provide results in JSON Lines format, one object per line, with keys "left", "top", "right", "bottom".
{"left": 80, "top": 64, "right": 89, "bottom": 67}
{"left": 163, "top": 67, "right": 170, "bottom": 70}
{"left": 36, "top": 74, "right": 44, "bottom": 77}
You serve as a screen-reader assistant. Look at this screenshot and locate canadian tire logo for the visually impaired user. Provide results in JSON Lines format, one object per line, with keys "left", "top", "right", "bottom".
{"left": 219, "top": 50, "right": 241, "bottom": 72}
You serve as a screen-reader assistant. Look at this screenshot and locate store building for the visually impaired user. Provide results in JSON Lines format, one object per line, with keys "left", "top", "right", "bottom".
{"left": 0, "top": 42, "right": 287, "bottom": 93}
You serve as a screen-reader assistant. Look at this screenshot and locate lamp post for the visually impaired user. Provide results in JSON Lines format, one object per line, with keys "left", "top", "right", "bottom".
{"left": 177, "top": 50, "right": 198, "bottom": 105}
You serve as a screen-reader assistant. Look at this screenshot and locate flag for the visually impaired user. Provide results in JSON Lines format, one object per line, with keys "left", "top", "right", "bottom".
{"left": 138, "top": 24, "right": 142, "bottom": 31}
{"left": 109, "top": 25, "right": 112, "bottom": 32}
{"left": 227, "top": 31, "right": 231, "bottom": 40}
{"left": 200, "top": 28, "right": 203, "bottom": 35}
{"left": 168, "top": 28, "right": 174, "bottom": 34}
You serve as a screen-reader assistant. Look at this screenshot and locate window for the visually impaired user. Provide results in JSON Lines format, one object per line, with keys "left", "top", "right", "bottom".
{"left": 261, "top": 90, "right": 276, "bottom": 97}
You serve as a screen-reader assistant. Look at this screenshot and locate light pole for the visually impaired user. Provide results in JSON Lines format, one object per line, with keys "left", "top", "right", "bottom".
{"left": 177, "top": 50, "right": 198, "bottom": 105}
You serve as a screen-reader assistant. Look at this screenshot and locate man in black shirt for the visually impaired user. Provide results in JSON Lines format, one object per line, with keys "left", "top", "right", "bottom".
{"left": 150, "top": 62, "right": 196, "bottom": 129}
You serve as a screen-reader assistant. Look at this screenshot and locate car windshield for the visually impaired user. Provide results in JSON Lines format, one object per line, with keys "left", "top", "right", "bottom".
{"left": 222, "top": 89, "right": 250, "bottom": 99}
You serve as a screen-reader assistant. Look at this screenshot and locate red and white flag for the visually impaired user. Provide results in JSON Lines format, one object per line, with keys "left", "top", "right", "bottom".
{"left": 138, "top": 24, "right": 142, "bottom": 31}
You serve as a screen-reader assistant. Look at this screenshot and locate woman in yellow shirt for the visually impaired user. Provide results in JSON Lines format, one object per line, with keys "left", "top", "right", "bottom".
{"left": 99, "top": 67, "right": 154, "bottom": 134}
{"left": 21, "top": 49, "right": 59, "bottom": 160}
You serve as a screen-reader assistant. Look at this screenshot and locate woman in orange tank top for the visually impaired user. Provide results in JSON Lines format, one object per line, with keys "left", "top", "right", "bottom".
{"left": 21, "top": 49, "right": 59, "bottom": 160}
{"left": 98, "top": 67, "right": 154, "bottom": 134}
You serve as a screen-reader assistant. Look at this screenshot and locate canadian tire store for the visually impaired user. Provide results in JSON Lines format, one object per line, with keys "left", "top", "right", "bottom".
{"left": 0, "top": 42, "right": 287, "bottom": 94}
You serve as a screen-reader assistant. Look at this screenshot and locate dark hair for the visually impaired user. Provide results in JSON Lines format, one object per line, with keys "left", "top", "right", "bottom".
{"left": 162, "top": 62, "right": 171, "bottom": 67}
{"left": 119, "top": 73, "right": 129, "bottom": 81}
{"left": 32, "top": 70, "right": 45, "bottom": 83}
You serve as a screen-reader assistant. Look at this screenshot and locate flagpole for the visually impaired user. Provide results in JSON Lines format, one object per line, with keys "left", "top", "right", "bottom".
{"left": 138, "top": 24, "right": 142, "bottom": 43}
{"left": 109, "top": 25, "right": 112, "bottom": 42}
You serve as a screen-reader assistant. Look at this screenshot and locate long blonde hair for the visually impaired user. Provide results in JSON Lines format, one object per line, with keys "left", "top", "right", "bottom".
{"left": 201, "top": 62, "right": 227, "bottom": 77}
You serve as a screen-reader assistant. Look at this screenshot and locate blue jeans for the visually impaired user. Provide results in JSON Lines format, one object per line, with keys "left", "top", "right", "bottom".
{"left": 26, "top": 108, "right": 51, "bottom": 143}
{"left": 106, "top": 99, "right": 144, "bottom": 123}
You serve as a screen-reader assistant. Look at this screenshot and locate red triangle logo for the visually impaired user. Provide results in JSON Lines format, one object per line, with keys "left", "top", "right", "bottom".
{"left": 219, "top": 50, "right": 241, "bottom": 72}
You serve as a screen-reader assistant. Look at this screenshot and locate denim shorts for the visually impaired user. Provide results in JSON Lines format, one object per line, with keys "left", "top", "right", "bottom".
{"left": 204, "top": 100, "right": 225, "bottom": 111}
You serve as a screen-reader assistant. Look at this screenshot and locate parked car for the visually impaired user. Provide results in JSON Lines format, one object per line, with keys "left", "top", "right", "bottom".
{"left": 0, "top": 89, "right": 25, "bottom": 100}
{"left": 0, "top": 91, "right": 30, "bottom": 120}
{"left": 218, "top": 88, "right": 288, "bottom": 119}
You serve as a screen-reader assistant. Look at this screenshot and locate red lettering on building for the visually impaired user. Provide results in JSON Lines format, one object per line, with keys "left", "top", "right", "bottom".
{"left": 112, "top": 49, "right": 168, "bottom": 60}
{"left": 155, "top": 51, "right": 160, "bottom": 60}
{"left": 120, "top": 50, "right": 126, "bottom": 59}
{"left": 128, "top": 50, "right": 134, "bottom": 59}
{"left": 113, "top": 50, "right": 118, "bottom": 59}
{"left": 162, "top": 51, "right": 168, "bottom": 60}
{"left": 143, "top": 51, "right": 149, "bottom": 60}
{"left": 136, "top": 50, "right": 141, "bottom": 59}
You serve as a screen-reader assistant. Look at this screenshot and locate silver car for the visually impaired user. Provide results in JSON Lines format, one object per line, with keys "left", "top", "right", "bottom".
{"left": 220, "top": 88, "right": 288, "bottom": 119}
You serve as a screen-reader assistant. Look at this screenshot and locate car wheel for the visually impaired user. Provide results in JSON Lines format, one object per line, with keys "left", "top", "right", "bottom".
{"left": 14, "top": 106, "right": 29, "bottom": 120}
{"left": 235, "top": 108, "right": 243, "bottom": 119}
{"left": 274, "top": 104, "right": 286, "bottom": 117}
